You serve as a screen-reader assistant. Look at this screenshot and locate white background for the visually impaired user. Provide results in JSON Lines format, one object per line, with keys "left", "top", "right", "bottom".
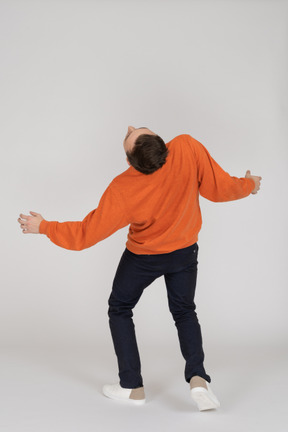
{"left": 1, "top": 1, "right": 287, "bottom": 431}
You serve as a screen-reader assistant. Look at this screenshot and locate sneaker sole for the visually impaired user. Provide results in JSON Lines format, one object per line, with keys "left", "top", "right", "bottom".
{"left": 103, "top": 387, "right": 146, "bottom": 405}
{"left": 191, "top": 387, "right": 220, "bottom": 411}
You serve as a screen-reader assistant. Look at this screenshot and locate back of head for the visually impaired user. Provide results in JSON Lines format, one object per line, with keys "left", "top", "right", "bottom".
{"left": 126, "top": 134, "right": 169, "bottom": 175}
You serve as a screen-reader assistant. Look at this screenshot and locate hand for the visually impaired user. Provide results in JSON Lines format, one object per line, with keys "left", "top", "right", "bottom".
{"left": 18, "top": 211, "right": 44, "bottom": 234}
{"left": 245, "top": 170, "right": 262, "bottom": 194}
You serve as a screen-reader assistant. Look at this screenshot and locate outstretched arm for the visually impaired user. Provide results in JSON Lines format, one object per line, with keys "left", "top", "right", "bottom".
{"left": 18, "top": 183, "right": 130, "bottom": 251}
{"left": 189, "top": 136, "right": 262, "bottom": 202}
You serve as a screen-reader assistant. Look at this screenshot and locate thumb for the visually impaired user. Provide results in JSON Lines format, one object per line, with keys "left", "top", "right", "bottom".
{"left": 246, "top": 170, "right": 251, "bottom": 176}
{"left": 30, "top": 211, "right": 40, "bottom": 216}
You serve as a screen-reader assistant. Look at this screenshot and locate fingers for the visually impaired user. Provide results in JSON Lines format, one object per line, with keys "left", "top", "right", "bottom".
{"left": 17, "top": 217, "right": 28, "bottom": 232}
{"left": 18, "top": 211, "right": 42, "bottom": 234}
{"left": 18, "top": 217, "right": 26, "bottom": 225}
{"left": 18, "top": 216, "right": 30, "bottom": 225}
{"left": 246, "top": 170, "right": 262, "bottom": 182}
{"left": 18, "top": 215, "right": 30, "bottom": 233}
{"left": 18, "top": 211, "right": 40, "bottom": 223}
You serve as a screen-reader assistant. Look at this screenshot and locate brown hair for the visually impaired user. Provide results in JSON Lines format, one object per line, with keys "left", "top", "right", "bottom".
{"left": 126, "top": 134, "right": 169, "bottom": 175}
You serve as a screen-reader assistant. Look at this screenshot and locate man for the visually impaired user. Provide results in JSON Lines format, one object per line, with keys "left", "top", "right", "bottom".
{"left": 18, "top": 126, "right": 262, "bottom": 411}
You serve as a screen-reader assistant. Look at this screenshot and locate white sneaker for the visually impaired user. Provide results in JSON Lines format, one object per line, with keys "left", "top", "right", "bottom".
{"left": 102, "top": 383, "right": 146, "bottom": 405}
{"left": 190, "top": 376, "right": 220, "bottom": 411}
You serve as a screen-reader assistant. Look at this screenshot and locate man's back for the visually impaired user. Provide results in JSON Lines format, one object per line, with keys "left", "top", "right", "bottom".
{"left": 113, "top": 134, "right": 254, "bottom": 254}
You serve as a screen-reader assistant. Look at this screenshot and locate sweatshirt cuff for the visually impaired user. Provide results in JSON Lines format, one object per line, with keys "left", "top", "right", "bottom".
{"left": 39, "top": 219, "right": 50, "bottom": 234}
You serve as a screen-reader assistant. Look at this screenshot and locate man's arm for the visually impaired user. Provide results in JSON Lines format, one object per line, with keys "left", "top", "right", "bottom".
{"left": 189, "top": 136, "right": 262, "bottom": 202}
{"left": 18, "top": 183, "right": 130, "bottom": 250}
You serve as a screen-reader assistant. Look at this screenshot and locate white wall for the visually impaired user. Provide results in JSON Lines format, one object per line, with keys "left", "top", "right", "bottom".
{"left": 1, "top": 0, "right": 287, "bottom": 351}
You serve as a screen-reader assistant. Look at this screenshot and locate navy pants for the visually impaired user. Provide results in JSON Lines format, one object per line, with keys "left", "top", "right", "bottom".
{"left": 108, "top": 242, "right": 211, "bottom": 389}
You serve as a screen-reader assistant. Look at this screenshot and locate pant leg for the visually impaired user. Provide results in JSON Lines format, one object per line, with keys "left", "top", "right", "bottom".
{"left": 164, "top": 243, "right": 211, "bottom": 383}
{"left": 108, "top": 248, "right": 160, "bottom": 389}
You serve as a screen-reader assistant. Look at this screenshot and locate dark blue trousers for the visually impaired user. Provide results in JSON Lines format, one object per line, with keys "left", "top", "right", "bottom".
{"left": 108, "top": 242, "right": 211, "bottom": 389}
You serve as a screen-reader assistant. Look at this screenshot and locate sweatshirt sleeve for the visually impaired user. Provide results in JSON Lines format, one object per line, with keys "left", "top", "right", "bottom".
{"left": 39, "top": 182, "right": 130, "bottom": 251}
{"left": 189, "top": 136, "right": 255, "bottom": 202}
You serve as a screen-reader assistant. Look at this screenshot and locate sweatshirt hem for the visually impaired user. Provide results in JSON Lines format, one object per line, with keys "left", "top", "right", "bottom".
{"left": 125, "top": 236, "right": 199, "bottom": 255}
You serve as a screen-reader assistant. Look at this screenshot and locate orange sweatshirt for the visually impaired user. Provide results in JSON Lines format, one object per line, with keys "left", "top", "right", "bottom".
{"left": 39, "top": 134, "right": 255, "bottom": 254}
